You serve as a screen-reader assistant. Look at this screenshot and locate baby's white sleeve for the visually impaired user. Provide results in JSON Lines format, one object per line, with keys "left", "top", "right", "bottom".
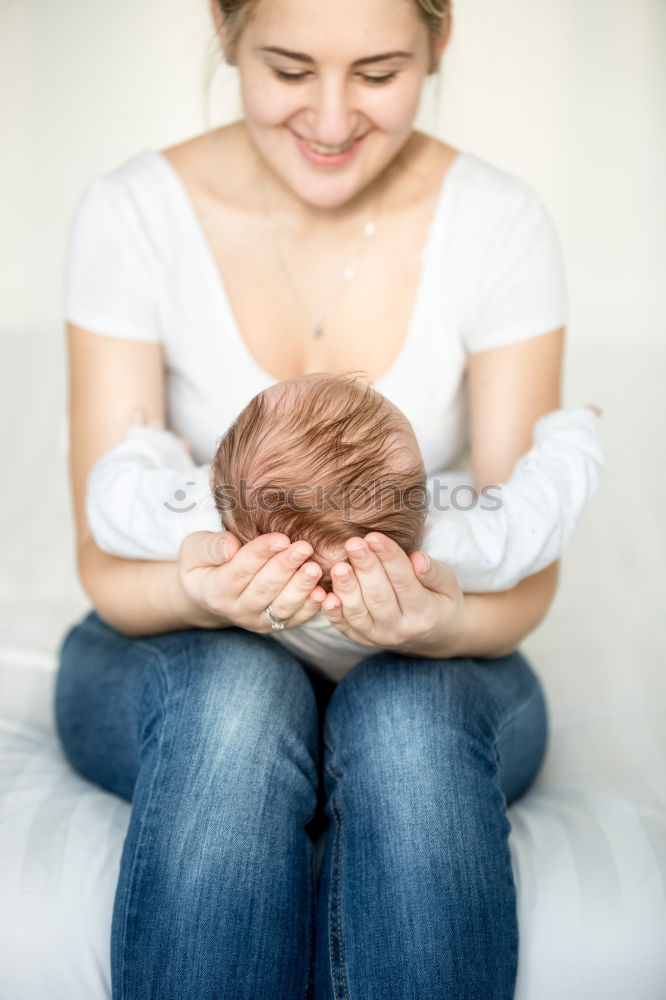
{"left": 86, "top": 426, "right": 221, "bottom": 560}
{"left": 420, "top": 407, "right": 604, "bottom": 591}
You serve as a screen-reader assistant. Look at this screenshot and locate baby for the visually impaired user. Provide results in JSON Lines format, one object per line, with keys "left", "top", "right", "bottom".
{"left": 209, "top": 372, "right": 429, "bottom": 594}
{"left": 86, "top": 371, "right": 604, "bottom": 680}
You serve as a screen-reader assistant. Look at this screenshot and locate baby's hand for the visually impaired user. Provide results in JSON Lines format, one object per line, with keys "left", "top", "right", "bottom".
{"left": 584, "top": 403, "right": 603, "bottom": 417}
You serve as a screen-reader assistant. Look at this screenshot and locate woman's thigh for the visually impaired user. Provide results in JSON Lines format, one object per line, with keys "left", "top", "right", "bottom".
{"left": 323, "top": 645, "right": 549, "bottom": 806}
{"left": 55, "top": 610, "right": 327, "bottom": 999}
{"left": 313, "top": 647, "right": 549, "bottom": 999}
{"left": 54, "top": 609, "right": 324, "bottom": 804}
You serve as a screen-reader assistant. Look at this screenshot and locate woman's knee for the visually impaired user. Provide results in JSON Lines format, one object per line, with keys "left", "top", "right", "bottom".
{"left": 323, "top": 651, "right": 502, "bottom": 763}
{"left": 56, "top": 616, "right": 321, "bottom": 801}
{"left": 137, "top": 627, "right": 321, "bottom": 760}
{"left": 322, "top": 649, "right": 548, "bottom": 811}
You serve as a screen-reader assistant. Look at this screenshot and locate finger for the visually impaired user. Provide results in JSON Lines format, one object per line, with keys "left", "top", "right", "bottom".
{"left": 320, "top": 595, "right": 345, "bottom": 628}
{"left": 408, "top": 549, "right": 462, "bottom": 598}
{"left": 325, "top": 556, "right": 378, "bottom": 632}
{"left": 320, "top": 590, "right": 375, "bottom": 646}
{"left": 281, "top": 581, "right": 328, "bottom": 628}
{"left": 181, "top": 530, "right": 285, "bottom": 583}
{"left": 179, "top": 529, "right": 242, "bottom": 569}
{"left": 343, "top": 536, "right": 400, "bottom": 622}
{"left": 300, "top": 581, "right": 328, "bottom": 616}
{"left": 223, "top": 533, "right": 299, "bottom": 598}
{"left": 322, "top": 591, "right": 340, "bottom": 612}
{"left": 236, "top": 539, "right": 317, "bottom": 609}
{"left": 264, "top": 559, "right": 324, "bottom": 622}
{"left": 364, "top": 533, "right": 435, "bottom": 614}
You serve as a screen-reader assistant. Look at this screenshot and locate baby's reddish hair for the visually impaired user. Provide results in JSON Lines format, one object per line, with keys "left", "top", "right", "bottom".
{"left": 210, "top": 372, "right": 427, "bottom": 591}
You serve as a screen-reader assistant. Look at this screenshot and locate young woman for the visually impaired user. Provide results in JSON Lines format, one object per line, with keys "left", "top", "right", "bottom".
{"left": 55, "top": 0, "right": 564, "bottom": 996}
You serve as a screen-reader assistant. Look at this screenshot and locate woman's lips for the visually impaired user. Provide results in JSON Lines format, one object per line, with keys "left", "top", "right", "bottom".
{"left": 290, "top": 129, "right": 368, "bottom": 167}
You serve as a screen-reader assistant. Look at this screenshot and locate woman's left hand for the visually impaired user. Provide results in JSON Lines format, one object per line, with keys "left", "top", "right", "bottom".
{"left": 320, "top": 532, "right": 467, "bottom": 658}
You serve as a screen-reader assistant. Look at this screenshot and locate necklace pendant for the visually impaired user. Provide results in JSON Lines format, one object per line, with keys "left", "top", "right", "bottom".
{"left": 313, "top": 323, "right": 323, "bottom": 338}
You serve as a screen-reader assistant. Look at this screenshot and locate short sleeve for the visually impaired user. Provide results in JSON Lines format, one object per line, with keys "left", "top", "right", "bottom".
{"left": 63, "top": 176, "right": 161, "bottom": 342}
{"left": 463, "top": 185, "right": 568, "bottom": 355}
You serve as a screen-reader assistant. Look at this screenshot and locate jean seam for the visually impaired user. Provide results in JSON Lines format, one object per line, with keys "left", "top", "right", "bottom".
{"left": 116, "top": 642, "right": 172, "bottom": 1000}
{"left": 328, "top": 789, "right": 351, "bottom": 1000}
{"left": 304, "top": 837, "right": 316, "bottom": 1000}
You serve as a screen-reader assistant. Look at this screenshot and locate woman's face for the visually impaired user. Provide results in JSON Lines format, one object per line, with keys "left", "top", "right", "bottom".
{"left": 223, "top": 0, "right": 439, "bottom": 210}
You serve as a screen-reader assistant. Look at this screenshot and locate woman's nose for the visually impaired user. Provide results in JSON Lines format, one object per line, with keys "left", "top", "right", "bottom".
{"left": 307, "top": 78, "right": 359, "bottom": 145}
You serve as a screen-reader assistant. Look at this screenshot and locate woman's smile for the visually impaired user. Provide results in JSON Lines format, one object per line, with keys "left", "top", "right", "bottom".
{"left": 288, "top": 127, "right": 370, "bottom": 168}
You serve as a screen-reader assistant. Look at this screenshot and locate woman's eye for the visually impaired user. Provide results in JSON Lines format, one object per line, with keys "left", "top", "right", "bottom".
{"left": 271, "top": 69, "right": 398, "bottom": 86}
{"left": 271, "top": 70, "right": 309, "bottom": 82}
{"left": 362, "top": 73, "right": 398, "bottom": 85}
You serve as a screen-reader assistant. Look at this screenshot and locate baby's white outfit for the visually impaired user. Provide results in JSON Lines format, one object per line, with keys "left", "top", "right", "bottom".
{"left": 63, "top": 144, "right": 601, "bottom": 679}
{"left": 85, "top": 406, "right": 603, "bottom": 681}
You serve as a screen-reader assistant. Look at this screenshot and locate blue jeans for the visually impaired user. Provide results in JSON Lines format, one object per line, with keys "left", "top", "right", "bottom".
{"left": 54, "top": 609, "right": 548, "bottom": 1000}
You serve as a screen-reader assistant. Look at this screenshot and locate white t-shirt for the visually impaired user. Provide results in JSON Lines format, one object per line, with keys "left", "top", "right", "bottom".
{"left": 63, "top": 147, "right": 569, "bottom": 476}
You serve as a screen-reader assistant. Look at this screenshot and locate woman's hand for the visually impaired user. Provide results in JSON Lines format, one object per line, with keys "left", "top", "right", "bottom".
{"left": 320, "top": 533, "right": 468, "bottom": 658}
{"left": 176, "top": 529, "right": 327, "bottom": 632}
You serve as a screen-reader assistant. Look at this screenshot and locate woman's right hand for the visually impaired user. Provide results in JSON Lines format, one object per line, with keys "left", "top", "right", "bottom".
{"left": 176, "top": 530, "right": 326, "bottom": 632}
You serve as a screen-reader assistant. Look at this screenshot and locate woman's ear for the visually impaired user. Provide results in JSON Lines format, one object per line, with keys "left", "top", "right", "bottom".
{"left": 209, "top": 0, "right": 223, "bottom": 36}
{"left": 430, "top": 12, "right": 452, "bottom": 72}
{"left": 209, "top": 0, "right": 235, "bottom": 64}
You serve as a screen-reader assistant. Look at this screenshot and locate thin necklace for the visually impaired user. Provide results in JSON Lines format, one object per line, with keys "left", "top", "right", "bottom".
{"left": 255, "top": 159, "right": 387, "bottom": 339}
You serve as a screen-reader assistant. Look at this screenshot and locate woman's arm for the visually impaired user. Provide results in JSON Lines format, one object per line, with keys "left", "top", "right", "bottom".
{"left": 67, "top": 323, "right": 231, "bottom": 637}
{"left": 402, "top": 559, "right": 560, "bottom": 660}
{"left": 403, "top": 326, "right": 566, "bottom": 659}
{"left": 78, "top": 535, "right": 229, "bottom": 637}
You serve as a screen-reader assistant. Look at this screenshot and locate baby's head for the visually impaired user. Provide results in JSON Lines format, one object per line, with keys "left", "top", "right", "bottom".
{"left": 209, "top": 372, "right": 427, "bottom": 592}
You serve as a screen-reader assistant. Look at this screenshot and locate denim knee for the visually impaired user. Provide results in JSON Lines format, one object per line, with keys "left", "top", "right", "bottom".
{"left": 56, "top": 617, "right": 322, "bottom": 812}
{"left": 323, "top": 650, "right": 501, "bottom": 766}
{"left": 141, "top": 627, "right": 321, "bottom": 771}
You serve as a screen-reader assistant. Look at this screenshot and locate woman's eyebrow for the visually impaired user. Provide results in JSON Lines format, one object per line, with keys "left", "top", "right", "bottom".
{"left": 255, "top": 46, "right": 414, "bottom": 67}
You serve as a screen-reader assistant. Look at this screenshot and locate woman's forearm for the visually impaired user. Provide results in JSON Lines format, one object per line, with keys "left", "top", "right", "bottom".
{"left": 403, "top": 560, "right": 560, "bottom": 661}
{"left": 78, "top": 537, "right": 232, "bottom": 638}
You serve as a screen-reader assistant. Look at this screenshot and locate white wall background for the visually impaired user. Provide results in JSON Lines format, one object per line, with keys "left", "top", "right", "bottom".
{"left": 0, "top": 0, "right": 664, "bottom": 710}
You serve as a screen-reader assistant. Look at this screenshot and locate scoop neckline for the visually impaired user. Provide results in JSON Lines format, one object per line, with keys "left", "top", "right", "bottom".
{"left": 146, "top": 146, "right": 466, "bottom": 390}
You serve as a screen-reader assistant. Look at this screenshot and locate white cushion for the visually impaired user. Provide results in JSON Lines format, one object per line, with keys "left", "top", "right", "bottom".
{"left": 511, "top": 701, "right": 666, "bottom": 999}
{"left": 0, "top": 649, "right": 125, "bottom": 999}
{"left": 1, "top": 648, "right": 665, "bottom": 999}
